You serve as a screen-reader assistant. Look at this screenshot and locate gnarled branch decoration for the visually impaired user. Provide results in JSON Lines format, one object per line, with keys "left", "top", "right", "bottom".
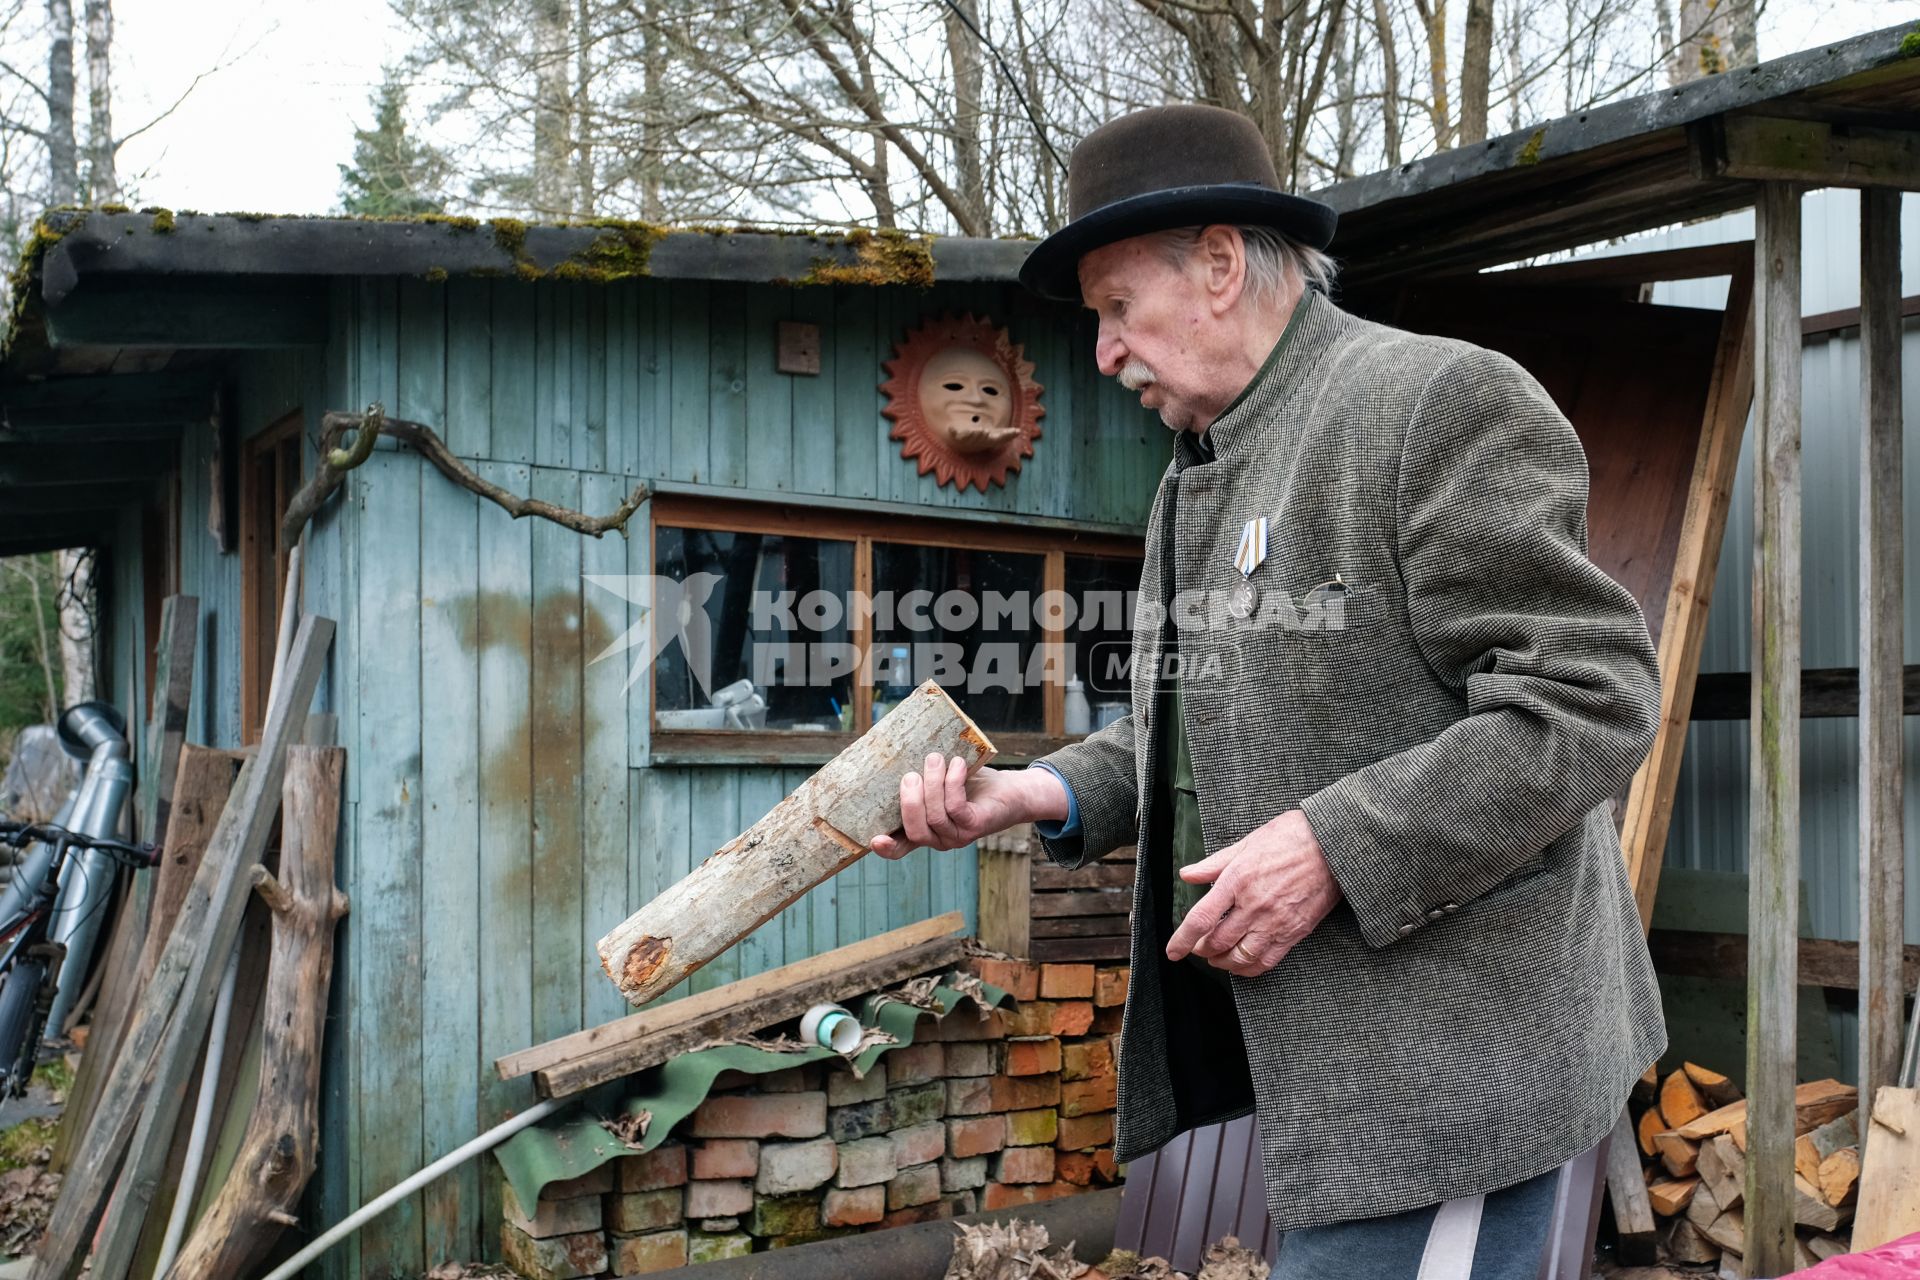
{"left": 280, "top": 405, "right": 652, "bottom": 549}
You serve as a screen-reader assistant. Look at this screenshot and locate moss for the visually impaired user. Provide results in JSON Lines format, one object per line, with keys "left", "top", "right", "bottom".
{"left": 97, "top": 202, "right": 129, "bottom": 214}
{"left": 796, "top": 227, "right": 935, "bottom": 288}
{"left": 492, "top": 217, "right": 528, "bottom": 259}
{"left": 0, "top": 1116, "right": 54, "bottom": 1173}
{"left": 148, "top": 208, "right": 175, "bottom": 234}
{"left": 560, "top": 223, "right": 665, "bottom": 280}
{"left": 424, "top": 266, "right": 449, "bottom": 283}
{"left": 30, "top": 1059, "right": 72, "bottom": 1100}
{"left": 1901, "top": 26, "right": 1920, "bottom": 56}
{"left": 1515, "top": 129, "right": 1546, "bottom": 166}
{"left": 415, "top": 213, "right": 481, "bottom": 232}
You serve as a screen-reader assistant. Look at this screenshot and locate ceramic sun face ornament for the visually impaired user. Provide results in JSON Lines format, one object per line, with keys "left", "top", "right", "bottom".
{"left": 882, "top": 313, "right": 1044, "bottom": 492}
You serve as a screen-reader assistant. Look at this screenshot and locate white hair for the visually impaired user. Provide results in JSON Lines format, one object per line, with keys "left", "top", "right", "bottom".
{"left": 1155, "top": 224, "right": 1337, "bottom": 308}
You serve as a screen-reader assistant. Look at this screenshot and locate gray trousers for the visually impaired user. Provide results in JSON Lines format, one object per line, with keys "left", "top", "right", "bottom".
{"left": 1272, "top": 1167, "right": 1561, "bottom": 1280}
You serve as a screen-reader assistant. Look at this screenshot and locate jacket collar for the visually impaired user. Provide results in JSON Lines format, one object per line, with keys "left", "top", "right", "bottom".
{"left": 1175, "top": 289, "right": 1348, "bottom": 467}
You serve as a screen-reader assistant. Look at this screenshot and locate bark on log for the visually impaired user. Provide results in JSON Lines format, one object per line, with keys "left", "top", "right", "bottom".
{"left": 166, "top": 746, "right": 348, "bottom": 1280}
{"left": 597, "top": 681, "right": 994, "bottom": 1006}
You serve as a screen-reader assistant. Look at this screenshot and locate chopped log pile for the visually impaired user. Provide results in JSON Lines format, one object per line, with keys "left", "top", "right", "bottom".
{"left": 1610, "top": 1063, "right": 1860, "bottom": 1270}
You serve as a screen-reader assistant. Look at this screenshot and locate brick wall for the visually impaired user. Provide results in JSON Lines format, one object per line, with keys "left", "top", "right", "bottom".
{"left": 498, "top": 961, "right": 1129, "bottom": 1279}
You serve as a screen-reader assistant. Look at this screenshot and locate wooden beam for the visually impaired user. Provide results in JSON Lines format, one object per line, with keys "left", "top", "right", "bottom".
{"left": 1859, "top": 185, "right": 1906, "bottom": 1111}
{"left": 32, "top": 615, "right": 333, "bottom": 1280}
{"left": 1647, "top": 928, "right": 1920, "bottom": 994}
{"left": 1747, "top": 180, "right": 1802, "bottom": 1279}
{"left": 1690, "top": 664, "right": 1920, "bottom": 719}
{"left": 1712, "top": 116, "right": 1920, "bottom": 189}
{"left": 1605, "top": 1112, "right": 1660, "bottom": 1263}
{"left": 1622, "top": 259, "right": 1755, "bottom": 925}
{"left": 1802, "top": 293, "right": 1920, "bottom": 340}
{"left": 977, "top": 832, "right": 1033, "bottom": 958}
{"left": 597, "top": 681, "right": 995, "bottom": 1006}
{"left": 1453, "top": 241, "right": 1754, "bottom": 289}
{"left": 43, "top": 287, "right": 327, "bottom": 350}
{"left": 137, "top": 594, "right": 198, "bottom": 849}
{"left": 0, "top": 440, "right": 175, "bottom": 486}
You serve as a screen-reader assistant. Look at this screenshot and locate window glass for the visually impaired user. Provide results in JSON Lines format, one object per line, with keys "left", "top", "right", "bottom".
{"left": 1067, "top": 554, "right": 1141, "bottom": 730}
{"left": 654, "top": 527, "right": 855, "bottom": 732}
{"left": 869, "top": 543, "right": 1046, "bottom": 733}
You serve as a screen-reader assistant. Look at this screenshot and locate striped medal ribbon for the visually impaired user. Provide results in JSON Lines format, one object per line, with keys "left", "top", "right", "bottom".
{"left": 1229, "top": 516, "right": 1267, "bottom": 619}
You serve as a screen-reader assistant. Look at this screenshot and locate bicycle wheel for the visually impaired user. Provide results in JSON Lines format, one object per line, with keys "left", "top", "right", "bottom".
{"left": 0, "top": 956, "right": 48, "bottom": 1095}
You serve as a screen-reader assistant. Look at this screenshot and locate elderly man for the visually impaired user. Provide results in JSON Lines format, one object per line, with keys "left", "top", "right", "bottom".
{"left": 869, "top": 103, "right": 1665, "bottom": 1278}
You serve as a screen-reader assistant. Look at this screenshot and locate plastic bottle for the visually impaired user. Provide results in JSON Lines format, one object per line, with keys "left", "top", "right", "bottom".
{"left": 1064, "top": 677, "right": 1092, "bottom": 735}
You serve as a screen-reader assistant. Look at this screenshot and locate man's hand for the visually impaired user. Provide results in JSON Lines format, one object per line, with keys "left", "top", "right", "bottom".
{"left": 1166, "top": 810, "right": 1342, "bottom": 978}
{"left": 870, "top": 755, "right": 1068, "bottom": 859}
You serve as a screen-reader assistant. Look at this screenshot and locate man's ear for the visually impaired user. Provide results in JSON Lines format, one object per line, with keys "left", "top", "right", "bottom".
{"left": 1196, "top": 225, "right": 1247, "bottom": 316}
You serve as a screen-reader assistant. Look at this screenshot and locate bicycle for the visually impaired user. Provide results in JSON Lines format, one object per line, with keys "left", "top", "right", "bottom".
{"left": 0, "top": 820, "right": 158, "bottom": 1097}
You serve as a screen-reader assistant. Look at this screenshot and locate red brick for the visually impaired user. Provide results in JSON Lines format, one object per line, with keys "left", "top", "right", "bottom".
{"left": 946, "top": 1114, "right": 1008, "bottom": 1158}
{"left": 608, "top": 1188, "right": 683, "bottom": 1233}
{"left": 1056, "top": 1113, "right": 1113, "bottom": 1150}
{"left": 945, "top": 1041, "right": 995, "bottom": 1077}
{"left": 620, "top": 1144, "right": 688, "bottom": 1192}
{"left": 761, "top": 1064, "right": 822, "bottom": 1093}
{"left": 886, "top": 1162, "right": 942, "bottom": 1210}
{"left": 1060, "top": 1075, "right": 1117, "bottom": 1117}
{"left": 996, "top": 1145, "right": 1057, "bottom": 1184}
{"left": 966, "top": 957, "right": 1040, "bottom": 1001}
{"left": 1004, "top": 1001, "right": 1093, "bottom": 1038}
{"left": 1006, "top": 1108, "right": 1058, "bottom": 1146}
{"left": 1056, "top": 1151, "right": 1097, "bottom": 1186}
{"left": 1049, "top": 1003, "right": 1094, "bottom": 1036}
{"left": 890, "top": 1120, "right": 946, "bottom": 1168}
{"left": 982, "top": 1179, "right": 1080, "bottom": 1211}
{"left": 1040, "top": 964, "right": 1095, "bottom": 999}
{"left": 1094, "top": 967, "right": 1129, "bottom": 1007}
{"left": 989, "top": 1073, "right": 1061, "bottom": 1112}
{"left": 825, "top": 1061, "right": 886, "bottom": 1106}
{"left": 1095, "top": 1149, "right": 1118, "bottom": 1181}
{"left": 690, "top": 1092, "right": 826, "bottom": 1139}
{"left": 542, "top": 1166, "right": 614, "bottom": 1198}
{"left": 878, "top": 1198, "right": 956, "bottom": 1228}
{"left": 504, "top": 1184, "right": 600, "bottom": 1238}
{"left": 610, "top": 1229, "right": 687, "bottom": 1274}
{"left": 886, "top": 1041, "right": 945, "bottom": 1086}
{"left": 690, "top": 1139, "right": 758, "bottom": 1181}
{"left": 945, "top": 1076, "right": 993, "bottom": 1117}
{"left": 1062, "top": 1039, "right": 1113, "bottom": 1083}
{"left": 1092, "top": 1004, "right": 1123, "bottom": 1034}
{"left": 684, "top": 1180, "right": 754, "bottom": 1218}
{"left": 501, "top": 1222, "right": 607, "bottom": 1279}
{"left": 1004, "top": 1037, "right": 1062, "bottom": 1077}
{"left": 932, "top": 1008, "right": 1007, "bottom": 1041}
{"left": 822, "top": 1185, "right": 885, "bottom": 1227}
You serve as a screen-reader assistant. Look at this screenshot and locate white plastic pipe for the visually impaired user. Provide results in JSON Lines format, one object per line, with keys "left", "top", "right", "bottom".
{"left": 155, "top": 946, "right": 240, "bottom": 1276}
{"left": 257, "top": 1097, "right": 565, "bottom": 1280}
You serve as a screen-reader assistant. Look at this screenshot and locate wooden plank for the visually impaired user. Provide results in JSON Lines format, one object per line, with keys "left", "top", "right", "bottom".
{"left": 708, "top": 281, "right": 749, "bottom": 489}
{"left": 976, "top": 843, "right": 1032, "bottom": 957}
{"left": 1605, "top": 1112, "right": 1659, "bottom": 1264}
{"left": 490, "top": 282, "right": 535, "bottom": 465}
{"left": 1858, "top": 184, "right": 1906, "bottom": 1111}
{"left": 444, "top": 276, "right": 492, "bottom": 459}
{"left": 418, "top": 471, "right": 481, "bottom": 1262}
{"left": 1690, "top": 664, "right": 1920, "bottom": 719}
{"left": 1619, "top": 261, "right": 1753, "bottom": 923}
{"left": 833, "top": 287, "right": 878, "bottom": 500}
{"left": 474, "top": 459, "right": 536, "bottom": 1240}
{"left": 1648, "top": 928, "right": 1920, "bottom": 994}
{"left": 1745, "top": 179, "right": 1803, "bottom": 1279}
{"left": 735, "top": 770, "right": 788, "bottom": 981}
{"left": 789, "top": 287, "right": 837, "bottom": 497}
{"left": 597, "top": 682, "right": 995, "bottom": 1006}
{"left": 1714, "top": 116, "right": 1920, "bottom": 189}
{"left": 743, "top": 288, "right": 793, "bottom": 493}
{"left": 581, "top": 472, "right": 634, "bottom": 1029}
{"left": 499, "top": 912, "right": 962, "bottom": 1079}
{"left": 34, "top": 615, "right": 333, "bottom": 1280}
{"left": 1801, "top": 292, "right": 1920, "bottom": 339}
{"left": 1446, "top": 241, "right": 1753, "bottom": 289}
{"left": 1854, "top": 1086, "right": 1920, "bottom": 1252}
{"left": 1033, "top": 888, "right": 1133, "bottom": 917}
{"left": 1031, "top": 915, "right": 1131, "bottom": 940}
{"left": 684, "top": 769, "right": 741, "bottom": 999}
{"left": 138, "top": 593, "right": 200, "bottom": 847}
{"left": 1030, "top": 937, "right": 1131, "bottom": 962}
{"left": 1035, "top": 861, "right": 1136, "bottom": 890}
{"left": 669, "top": 280, "right": 710, "bottom": 483}
{"left": 529, "top": 467, "right": 585, "bottom": 1044}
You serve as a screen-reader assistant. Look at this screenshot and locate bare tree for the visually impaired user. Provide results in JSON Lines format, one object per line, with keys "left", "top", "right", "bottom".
{"left": 81, "top": 0, "right": 109, "bottom": 200}
{"left": 1458, "top": 0, "right": 1494, "bottom": 143}
{"left": 44, "top": 0, "right": 72, "bottom": 202}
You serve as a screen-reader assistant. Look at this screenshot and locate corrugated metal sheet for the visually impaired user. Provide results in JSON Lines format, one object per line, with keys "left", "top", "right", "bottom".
{"left": 1587, "top": 189, "right": 1920, "bottom": 1077}
{"left": 1111, "top": 1115, "right": 1279, "bottom": 1269}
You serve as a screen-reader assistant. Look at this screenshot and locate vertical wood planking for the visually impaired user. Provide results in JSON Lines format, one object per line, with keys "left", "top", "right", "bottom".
{"left": 745, "top": 288, "right": 794, "bottom": 492}
{"left": 685, "top": 769, "right": 742, "bottom": 994}
{"left": 535, "top": 283, "right": 571, "bottom": 469}
{"left": 580, "top": 285, "right": 606, "bottom": 474}
{"left": 644, "top": 769, "right": 695, "bottom": 1003}
{"left": 1747, "top": 182, "right": 1802, "bottom": 1280}
{"left": 790, "top": 288, "right": 837, "bottom": 496}
{"left": 474, "top": 459, "right": 535, "bottom": 1236}
{"left": 1858, "top": 186, "right": 1905, "bottom": 1106}
{"left": 669, "top": 282, "right": 711, "bottom": 483}
{"left": 490, "top": 283, "right": 536, "bottom": 465}
{"left": 529, "top": 468, "right": 586, "bottom": 1043}
{"left": 834, "top": 287, "right": 879, "bottom": 500}
{"left": 625, "top": 497, "right": 655, "bottom": 769}
{"left": 735, "top": 769, "right": 787, "bottom": 978}
{"left": 581, "top": 473, "right": 633, "bottom": 1028}
{"left": 352, "top": 447, "right": 426, "bottom": 1277}
{"left": 445, "top": 277, "right": 493, "bottom": 460}
{"left": 708, "top": 282, "right": 749, "bottom": 488}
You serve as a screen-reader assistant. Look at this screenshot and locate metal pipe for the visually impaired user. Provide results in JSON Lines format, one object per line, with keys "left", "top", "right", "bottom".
{"left": 43, "top": 703, "right": 133, "bottom": 1037}
{"left": 154, "top": 947, "right": 239, "bottom": 1276}
{"left": 255, "top": 1098, "right": 565, "bottom": 1280}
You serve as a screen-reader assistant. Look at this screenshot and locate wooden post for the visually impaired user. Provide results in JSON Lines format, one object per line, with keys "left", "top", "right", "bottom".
{"left": 1746, "top": 180, "right": 1802, "bottom": 1279}
{"left": 1859, "top": 185, "right": 1906, "bottom": 1109}
{"left": 977, "top": 828, "right": 1034, "bottom": 958}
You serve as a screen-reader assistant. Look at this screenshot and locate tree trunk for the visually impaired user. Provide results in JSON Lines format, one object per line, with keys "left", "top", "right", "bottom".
{"left": 46, "top": 0, "right": 77, "bottom": 204}
{"left": 944, "top": 0, "right": 987, "bottom": 236}
{"left": 166, "top": 746, "right": 348, "bottom": 1280}
{"left": 572, "top": 0, "right": 592, "bottom": 217}
{"left": 532, "top": 0, "right": 571, "bottom": 218}
{"left": 82, "top": 0, "right": 114, "bottom": 202}
{"left": 640, "top": 0, "right": 663, "bottom": 220}
{"left": 598, "top": 682, "right": 993, "bottom": 1006}
{"left": 54, "top": 548, "right": 92, "bottom": 706}
{"left": 1458, "top": 0, "right": 1494, "bottom": 144}
{"left": 1372, "top": 0, "right": 1402, "bottom": 165}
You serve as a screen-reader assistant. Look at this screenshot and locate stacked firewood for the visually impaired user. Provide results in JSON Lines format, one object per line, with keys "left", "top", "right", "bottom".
{"left": 1628, "top": 1062, "right": 1860, "bottom": 1269}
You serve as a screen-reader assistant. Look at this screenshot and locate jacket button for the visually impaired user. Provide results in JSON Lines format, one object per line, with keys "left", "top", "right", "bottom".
{"left": 1442, "top": 902, "right": 1460, "bottom": 914}
{"left": 1397, "top": 922, "right": 1418, "bottom": 936}
{"left": 1426, "top": 907, "right": 1445, "bottom": 921}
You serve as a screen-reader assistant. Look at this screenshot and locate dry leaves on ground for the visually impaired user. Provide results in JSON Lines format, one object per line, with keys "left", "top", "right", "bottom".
{"left": 0, "top": 1166, "right": 60, "bottom": 1256}
{"left": 948, "top": 1220, "right": 1091, "bottom": 1280}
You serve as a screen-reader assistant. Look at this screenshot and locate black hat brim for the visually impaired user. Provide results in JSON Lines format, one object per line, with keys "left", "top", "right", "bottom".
{"left": 1017, "top": 183, "right": 1337, "bottom": 302}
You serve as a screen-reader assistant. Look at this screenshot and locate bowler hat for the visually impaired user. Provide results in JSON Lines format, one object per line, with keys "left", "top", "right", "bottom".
{"left": 1018, "top": 104, "right": 1337, "bottom": 302}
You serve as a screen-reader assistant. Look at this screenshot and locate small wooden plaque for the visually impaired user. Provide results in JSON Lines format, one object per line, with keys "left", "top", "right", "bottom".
{"left": 776, "top": 321, "right": 821, "bottom": 376}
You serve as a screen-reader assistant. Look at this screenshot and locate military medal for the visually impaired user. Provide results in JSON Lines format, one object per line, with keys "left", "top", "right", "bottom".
{"left": 1229, "top": 517, "right": 1267, "bottom": 619}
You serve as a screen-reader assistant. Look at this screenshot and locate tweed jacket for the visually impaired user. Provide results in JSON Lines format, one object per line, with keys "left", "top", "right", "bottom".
{"left": 1035, "top": 290, "right": 1667, "bottom": 1231}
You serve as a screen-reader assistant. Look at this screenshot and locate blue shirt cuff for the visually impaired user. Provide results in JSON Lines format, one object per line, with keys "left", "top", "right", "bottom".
{"left": 1028, "top": 762, "right": 1080, "bottom": 839}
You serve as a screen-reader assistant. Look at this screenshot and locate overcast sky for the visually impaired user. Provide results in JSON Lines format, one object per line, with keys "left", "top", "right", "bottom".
{"left": 108, "top": 0, "right": 1916, "bottom": 219}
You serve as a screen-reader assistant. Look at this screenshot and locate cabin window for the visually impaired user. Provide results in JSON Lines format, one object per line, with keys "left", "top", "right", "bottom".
{"left": 240, "top": 414, "right": 304, "bottom": 743}
{"left": 646, "top": 495, "right": 1143, "bottom": 763}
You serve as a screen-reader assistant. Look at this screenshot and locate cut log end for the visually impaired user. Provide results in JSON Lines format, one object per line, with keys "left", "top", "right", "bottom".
{"left": 616, "top": 936, "right": 673, "bottom": 999}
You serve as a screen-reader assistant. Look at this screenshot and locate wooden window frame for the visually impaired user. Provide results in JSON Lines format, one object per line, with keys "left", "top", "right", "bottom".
{"left": 648, "top": 494, "right": 1143, "bottom": 765}
{"left": 239, "top": 413, "right": 305, "bottom": 743}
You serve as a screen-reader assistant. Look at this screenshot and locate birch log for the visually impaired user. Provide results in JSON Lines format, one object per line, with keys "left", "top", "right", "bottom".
{"left": 598, "top": 681, "right": 995, "bottom": 1006}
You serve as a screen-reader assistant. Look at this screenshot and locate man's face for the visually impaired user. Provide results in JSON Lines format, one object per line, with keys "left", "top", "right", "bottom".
{"left": 1078, "top": 235, "right": 1220, "bottom": 433}
{"left": 917, "top": 347, "right": 1016, "bottom": 454}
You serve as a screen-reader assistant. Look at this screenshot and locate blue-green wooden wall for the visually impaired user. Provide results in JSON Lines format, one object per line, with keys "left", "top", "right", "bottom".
{"left": 102, "top": 274, "right": 1162, "bottom": 1277}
